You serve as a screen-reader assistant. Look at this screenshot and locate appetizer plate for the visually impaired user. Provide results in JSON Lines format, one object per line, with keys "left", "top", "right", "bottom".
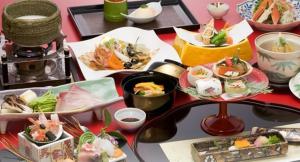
{"left": 0, "top": 77, "right": 122, "bottom": 134}
{"left": 179, "top": 67, "right": 269, "bottom": 102}
{"left": 68, "top": 27, "right": 181, "bottom": 80}
{"left": 237, "top": 0, "right": 300, "bottom": 31}
{"left": 191, "top": 131, "right": 288, "bottom": 162}
{"left": 289, "top": 72, "right": 300, "bottom": 99}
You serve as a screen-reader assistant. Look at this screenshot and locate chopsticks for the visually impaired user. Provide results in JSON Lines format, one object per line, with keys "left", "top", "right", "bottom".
{"left": 0, "top": 133, "right": 33, "bottom": 162}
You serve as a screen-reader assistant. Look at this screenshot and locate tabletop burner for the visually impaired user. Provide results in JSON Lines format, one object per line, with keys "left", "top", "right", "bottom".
{"left": 0, "top": 37, "right": 71, "bottom": 89}
{"left": 0, "top": 0, "right": 71, "bottom": 89}
{"left": 14, "top": 45, "right": 49, "bottom": 58}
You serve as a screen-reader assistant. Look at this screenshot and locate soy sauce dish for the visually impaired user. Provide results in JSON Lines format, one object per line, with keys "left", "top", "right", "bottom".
{"left": 114, "top": 108, "right": 146, "bottom": 131}
{"left": 121, "top": 71, "right": 178, "bottom": 113}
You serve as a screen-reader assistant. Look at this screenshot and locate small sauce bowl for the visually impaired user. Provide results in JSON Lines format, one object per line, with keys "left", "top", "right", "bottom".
{"left": 114, "top": 108, "right": 146, "bottom": 131}
{"left": 207, "top": 2, "right": 229, "bottom": 19}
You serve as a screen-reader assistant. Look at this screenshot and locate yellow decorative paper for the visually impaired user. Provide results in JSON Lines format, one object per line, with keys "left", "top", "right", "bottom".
{"left": 173, "top": 36, "right": 253, "bottom": 67}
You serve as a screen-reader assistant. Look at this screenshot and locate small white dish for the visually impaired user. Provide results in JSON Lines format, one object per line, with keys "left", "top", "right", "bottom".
{"left": 114, "top": 108, "right": 146, "bottom": 131}
{"left": 289, "top": 72, "right": 300, "bottom": 99}
{"left": 207, "top": 2, "right": 229, "bottom": 19}
{"left": 187, "top": 65, "right": 213, "bottom": 87}
{"left": 121, "top": 1, "right": 162, "bottom": 24}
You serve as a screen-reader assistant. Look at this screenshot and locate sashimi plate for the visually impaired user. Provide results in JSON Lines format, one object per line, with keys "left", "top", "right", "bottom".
{"left": 0, "top": 77, "right": 122, "bottom": 134}
{"left": 68, "top": 27, "right": 181, "bottom": 80}
{"left": 237, "top": 0, "right": 300, "bottom": 31}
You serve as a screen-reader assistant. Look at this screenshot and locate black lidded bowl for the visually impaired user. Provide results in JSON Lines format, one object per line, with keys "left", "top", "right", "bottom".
{"left": 121, "top": 71, "right": 178, "bottom": 113}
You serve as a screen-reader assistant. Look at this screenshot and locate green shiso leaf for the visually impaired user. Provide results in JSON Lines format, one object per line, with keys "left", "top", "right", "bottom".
{"left": 103, "top": 109, "right": 112, "bottom": 127}
{"left": 107, "top": 131, "right": 127, "bottom": 143}
{"left": 246, "top": 82, "right": 273, "bottom": 94}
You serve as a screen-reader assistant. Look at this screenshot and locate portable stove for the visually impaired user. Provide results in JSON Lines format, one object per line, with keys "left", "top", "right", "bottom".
{"left": 1, "top": 0, "right": 71, "bottom": 89}
{"left": 0, "top": 35, "right": 71, "bottom": 89}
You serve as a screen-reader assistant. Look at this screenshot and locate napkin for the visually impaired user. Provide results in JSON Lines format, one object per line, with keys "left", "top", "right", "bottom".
{"left": 173, "top": 20, "right": 253, "bottom": 47}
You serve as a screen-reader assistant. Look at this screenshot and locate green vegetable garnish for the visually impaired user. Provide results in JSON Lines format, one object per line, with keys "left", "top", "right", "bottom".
{"left": 104, "top": 38, "right": 115, "bottom": 49}
{"left": 78, "top": 131, "right": 96, "bottom": 150}
{"left": 28, "top": 91, "right": 56, "bottom": 112}
{"left": 211, "top": 30, "right": 227, "bottom": 46}
{"left": 137, "top": 91, "right": 146, "bottom": 96}
{"left": 279, "top": 37, "right": 287, "bottom": 46}
{"left": 140, "top": 4, "right": 148, "bottom": 8}
{"left": 268, "top": 135, "right": 280, "bottom": 144}
{"left": 232, "top": 55, "right": 240, "bottom": 65}
{"left": 24, "top": 127, "right": 31, "bottom": 137}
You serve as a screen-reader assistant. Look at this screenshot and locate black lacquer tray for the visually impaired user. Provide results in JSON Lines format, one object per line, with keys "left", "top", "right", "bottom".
{"left": 68, "top": 0, "right": 200, "bottom": 40}
{"left": 133, "top": 100, "right": 300, "bottom": 162}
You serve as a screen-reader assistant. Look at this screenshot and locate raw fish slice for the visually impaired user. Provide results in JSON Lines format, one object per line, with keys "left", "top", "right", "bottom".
{"left": 55, "top": 85, "right": 103, "bottom": 112}
{"left": 93, "top": 138, "right": 115, "bottom": 157}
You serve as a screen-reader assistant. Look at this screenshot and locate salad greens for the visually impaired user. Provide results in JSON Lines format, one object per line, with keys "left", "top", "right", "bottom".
{"left": 28, "top": 91, "right": 56, "bottom": 112}
{"left": 268, "top": 135, "right": 281, "bottom": 144}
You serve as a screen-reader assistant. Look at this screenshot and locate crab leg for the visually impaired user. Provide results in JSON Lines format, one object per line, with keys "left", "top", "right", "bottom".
{"left": 257, "top": 1, "right": 276, "bottom": 23}
{"left": 271, "top": 2, "right": 280, "bottom": 25}
{"left": 252, "top": 0, "right": 273, "bottom": 21}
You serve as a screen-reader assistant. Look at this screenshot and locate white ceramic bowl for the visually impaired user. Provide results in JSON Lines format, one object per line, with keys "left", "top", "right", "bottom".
{"left": 187, "top": 65, "right": 213, "bottom": 87}
{"left": 121, "top": 1, "right": 162, "bottom": 24}
{"left": 255, "top": 32, "right": 300, "bottom": 83}
{"left": 207, "top": 2, "right": 229, "bottom": 19}
{"left": 114, "top": 108, "right": 146, "bottom": 131}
